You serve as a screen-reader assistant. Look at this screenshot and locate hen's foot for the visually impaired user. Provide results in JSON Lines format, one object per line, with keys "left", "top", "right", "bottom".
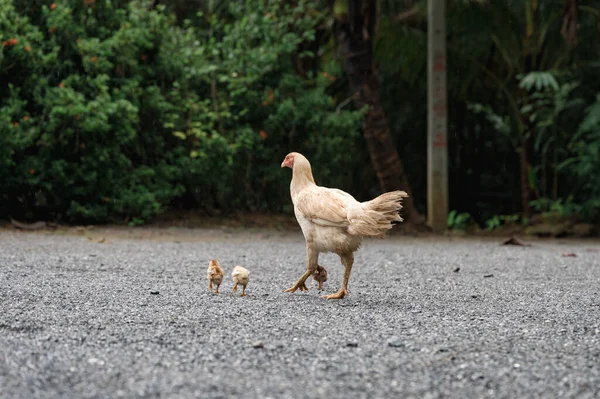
{"left": 284, "top": 280, "right": 308, "bottom": 293}
{"left": 322, "top": 287, "right": 347, "bottom": 300}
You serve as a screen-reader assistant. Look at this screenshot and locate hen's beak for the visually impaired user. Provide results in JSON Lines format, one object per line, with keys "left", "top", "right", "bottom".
{"left": 281, "top": 160, "right": 286, "bottom": 168}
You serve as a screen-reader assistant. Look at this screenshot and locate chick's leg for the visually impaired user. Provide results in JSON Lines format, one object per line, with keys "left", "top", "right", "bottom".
{"left": 215, "top": 283, "right": 220, "bottom": 294}
{"left": 285, "top": 244, "right": 318, "bottom": 293}
{"left": 233, "top": 282, "right": 238, "bottom": 293}
{"left": 241, "top": 285, "right": 247, "bottom": 297}
{"left": 208, "top": 280, "right": 213, "bottom": 292}
{"left": 323, "top": 253, "right": 353, "bottom": 300}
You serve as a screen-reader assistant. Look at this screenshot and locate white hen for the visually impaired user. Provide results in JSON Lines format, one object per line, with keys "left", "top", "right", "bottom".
{"left": 281, "top": 152, "right": 408, "bottom": 299}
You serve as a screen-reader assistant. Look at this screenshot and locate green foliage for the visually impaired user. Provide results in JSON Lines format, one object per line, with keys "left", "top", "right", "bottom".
{"left": 484, "top": 215, "right": 502, "bottom": 231}
{"left": 518, "top": 71, "right": 560, "bottom": 92}
{"left": 0, "top": 0, "right": 363, "bottom": 223}
{"left": 484, "top": 214, "right": 522, "bottom": 231}
{"left": 558, "top": 94, "right": 600, "bottom": 219}
{"left": 529, "top": 197, "right": 580, "bottom": 217}
{"left": 377, "top": 0, "right": 600, "bottom": 224}
{"left": 2, "top": 0, "right": 600, "bottom": 226}
{"left": 468, "top": 67, "right": 600, "bottom": 222}
{"left": 447, "top": 210, "right": 471, "bottom": 231}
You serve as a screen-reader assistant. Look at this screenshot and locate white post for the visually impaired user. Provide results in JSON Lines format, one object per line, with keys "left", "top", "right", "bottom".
{"left": 427, "top": 0, "right": 448, "bottom": 233}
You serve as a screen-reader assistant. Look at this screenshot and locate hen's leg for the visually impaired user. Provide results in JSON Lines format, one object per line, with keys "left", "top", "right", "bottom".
{"left": 285, "top": 244, "right": 318, "bottom": 293}
{"left": 323, "top": 253, "right": 353, "bottom": 299}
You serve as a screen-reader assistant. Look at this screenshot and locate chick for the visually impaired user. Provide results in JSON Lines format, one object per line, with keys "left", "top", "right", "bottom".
{"left": 231, "top": 265, "right": 250, "bottom": 297}
{"left": 207, "top": 259, "right": 224, "bottom": 293}
{"left": 312, "top": 265, "right": 328, "bottom": 290}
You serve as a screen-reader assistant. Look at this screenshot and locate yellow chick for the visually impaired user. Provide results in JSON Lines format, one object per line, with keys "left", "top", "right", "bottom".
{"left": 312, "top": 265, "right": 328, "bottom": 290}
{"left": 207, "top": 259, "right": 224, "bottom": 293}
{"left": 231, "top": 265, "right": 250, "bottom": 297}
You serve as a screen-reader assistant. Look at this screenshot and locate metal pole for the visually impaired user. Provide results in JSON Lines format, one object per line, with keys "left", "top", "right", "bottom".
{"left": 427, "top": 0, "right": 448, "bottom": 233}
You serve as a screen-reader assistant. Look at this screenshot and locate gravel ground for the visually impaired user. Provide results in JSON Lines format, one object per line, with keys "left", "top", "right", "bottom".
{"left": 0, "top": 229, "right": 599, "bottom": 399}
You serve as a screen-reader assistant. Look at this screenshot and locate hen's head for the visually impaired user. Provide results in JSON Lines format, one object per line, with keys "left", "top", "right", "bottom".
{"left": 281, "top": 152, "right": 315, "bottom": 183}
{"left": 281, "top": 152, "right": 310, "bottom": 168}
{"left": 281, "top": 152, "right": 296, "bottom": 169}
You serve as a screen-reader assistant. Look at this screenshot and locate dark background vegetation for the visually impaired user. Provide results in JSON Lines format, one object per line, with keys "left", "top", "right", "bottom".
{"left": 1, "top": 0, "right": 599, "bottom": 232}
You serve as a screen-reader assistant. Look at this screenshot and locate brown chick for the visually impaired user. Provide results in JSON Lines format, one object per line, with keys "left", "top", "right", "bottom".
{"left": 207, "top": 259, "right": 224, "bottom": 293}
{"left": 231, "top": 265, "right": 250, "bottom": 297}
{"left": 312, "top": 265, "right": 328, "bottom": 290}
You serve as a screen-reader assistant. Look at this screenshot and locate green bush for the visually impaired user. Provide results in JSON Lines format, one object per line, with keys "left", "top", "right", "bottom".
{"left": 560, "top": 94, "right": 600, "bottom": 219}
{"left": 0, "top": 0, "right": 363, "bottom": 223}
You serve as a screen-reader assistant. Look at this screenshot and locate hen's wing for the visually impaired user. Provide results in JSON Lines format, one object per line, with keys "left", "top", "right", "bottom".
{"left": 295, "top": 186, "right": 359, "bottom": 228}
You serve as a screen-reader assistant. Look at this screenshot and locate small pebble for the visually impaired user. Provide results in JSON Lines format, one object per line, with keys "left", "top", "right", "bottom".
{"left": 150, "top": 291, "right": 159, "bottom": 295}
{"left": 346, "top": 342, "right": 358, "bottom": 347}
{"left": 483, "top": 274, "right": 494, "bottom": 278}
{"left": 387, "top": 338, "right": 404, "bottom": 348}
{"left": 252, "top": 341, "right": 264, "bottom": 349}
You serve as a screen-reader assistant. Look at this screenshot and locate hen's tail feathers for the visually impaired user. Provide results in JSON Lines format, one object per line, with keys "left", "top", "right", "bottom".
{"left": 348, "top": 190, "right": 409, "bottom": 238}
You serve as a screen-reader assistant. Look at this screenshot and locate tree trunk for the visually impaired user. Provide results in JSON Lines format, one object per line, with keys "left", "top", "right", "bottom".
{"left": 521, "top": 0, "right": 539, "bottom": 217}
{"left": 331, "top": 0, "right": 424, "bottom": 225}
{"left": 519, "top": 141, "right": 533, "bottom": 218}
{"left": 517, "top": 110, "right": 535, "bottom": 217}
{"left": 174, "top": 0, "right": 186, "bottom": 24}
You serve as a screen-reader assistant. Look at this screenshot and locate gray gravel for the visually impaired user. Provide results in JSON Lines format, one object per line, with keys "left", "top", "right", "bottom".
{"left": 1, "top": 229, "right": 599, "bottom": 398}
